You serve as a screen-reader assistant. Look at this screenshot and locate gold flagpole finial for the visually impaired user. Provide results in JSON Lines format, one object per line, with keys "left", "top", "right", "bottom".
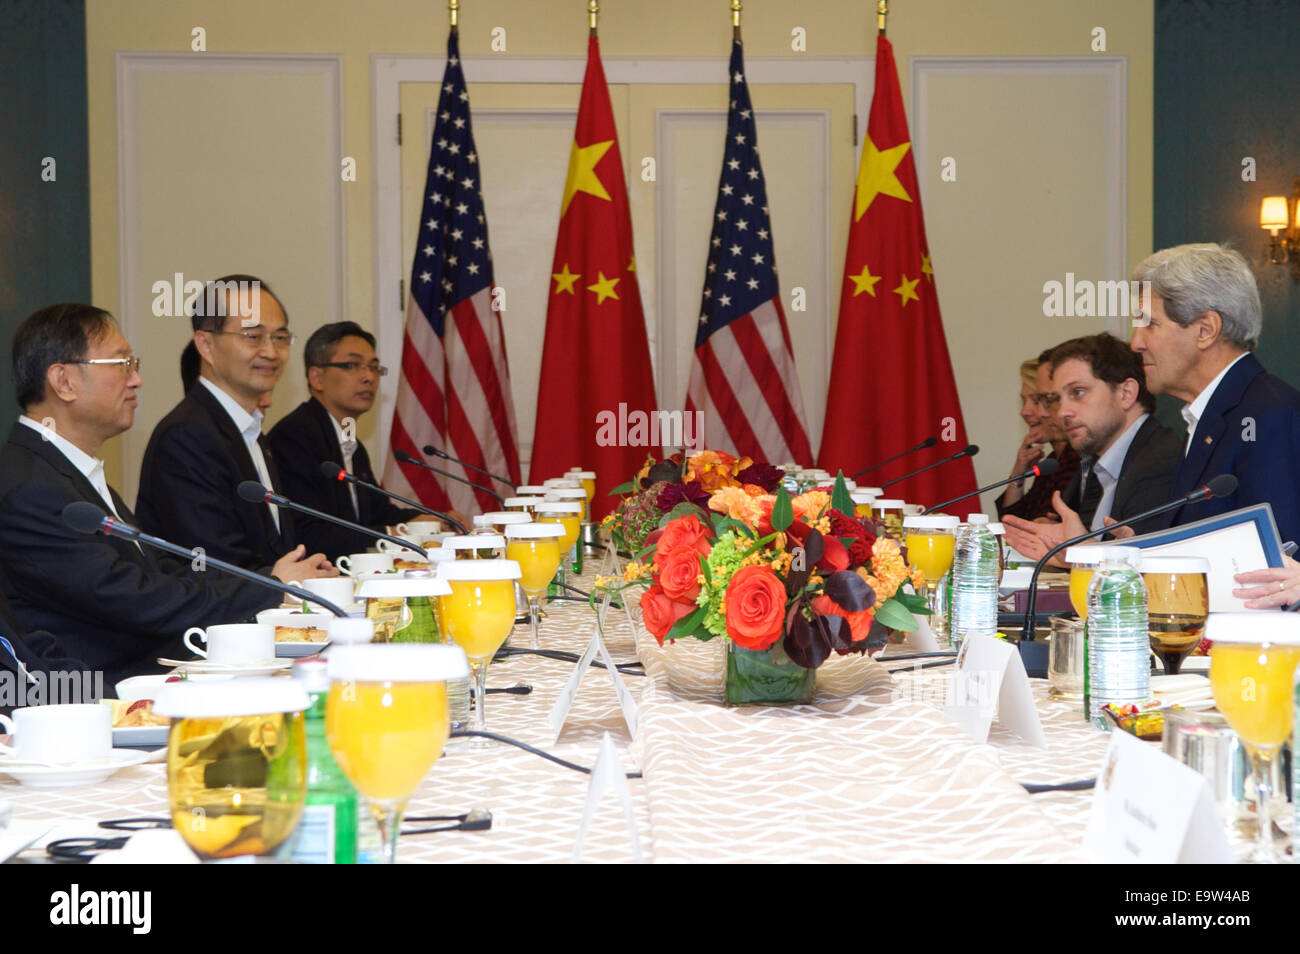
{"left": 732, "top": 0, "right": 742, "bottom": 39}
{"left": 877, "top": 0, "right": 888, "bottom": 37}
{"left": 449, "top": 0, "right": 458, "bottom": 28}
{"left": 589, "top": 0, "right": 599, "bottom": 35}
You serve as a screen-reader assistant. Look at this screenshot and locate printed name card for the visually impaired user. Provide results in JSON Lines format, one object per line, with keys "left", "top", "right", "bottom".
{"left": 572, "top": 732, "right": 641, "bottom": 863}
{"left": 942, "top": 633, "right": 1046, "bottom": 747}
{"left": 1084, "top": 729, "right": 1234, "bottom": 864}
{"left": 548, "top": 625, "right": 639, "bottom": 742}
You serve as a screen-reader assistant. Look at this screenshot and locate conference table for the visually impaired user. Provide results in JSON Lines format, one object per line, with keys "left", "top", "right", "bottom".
{"left": 1, "top": 570, "right": 1126, "bottom": 864}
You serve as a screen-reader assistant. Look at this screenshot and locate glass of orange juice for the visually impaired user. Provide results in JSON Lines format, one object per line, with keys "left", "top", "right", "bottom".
{"left": 567, "top": 469, "right": 597, "bottom": 507}
{"left": 535, "top": 500, "right": 583, "bottom": 586}
{"left": 902, "top": 514, "right": 959, "bottom": 642}
{"left": 1064, "top": 545, "right": 1105, "bottom": 620}
{"left": 505, "top": 523, "right": 565, "bottom": 649}
{"left": 1207, "top": 614, "right": 1300, "bottom": 863}
{"left": 325, "top": 643, "right": 468, "bottom": 864}
{"left": 436, "top": 559, "right": 521, "bottom": 747}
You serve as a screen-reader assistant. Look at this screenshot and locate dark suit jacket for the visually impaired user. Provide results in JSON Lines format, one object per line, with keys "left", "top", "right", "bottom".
{"left": 1061, "top": 415, "right": 1182, "bottom": 536}
{"left": 1160, "top": 353, "right": 1300, "bottom": 544}
{"left": 136, "top": 381, "right": 295, "bottom": 570}
{"left": 0, "top": 580, "right": 92, "bottom": 714}
{"left": 0, "top": 424, "right": 282, "bottom": 686}
{"left": 267, "top": 398, "right": 420, "bottom": 559}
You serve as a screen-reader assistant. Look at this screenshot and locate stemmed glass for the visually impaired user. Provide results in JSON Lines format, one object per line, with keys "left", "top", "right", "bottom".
{"left": 1207, "top": 613, "right": 1300, "bottom": 863}
{"left": 325, "top": 643, "right": 468, "bottom": 864}
{"left": 534, "top": 501, "right": 582, "bottom": 588}
{"left": 1139, "top": 556, "right": 1210, "bottom": 675}
{"left": 436, "top": 559, "right": 521, "bottom": 748}
{"left": 505, "top": 523, "right": 565, "bottom": 649}
{"left": 902, "top": 514, "right": 959, "bottom": 645}
{"left": 1065, "top": 546, "right": 1105, "bottom": 620}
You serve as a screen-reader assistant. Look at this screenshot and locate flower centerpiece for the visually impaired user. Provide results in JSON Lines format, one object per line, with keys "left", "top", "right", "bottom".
{"left": 599, "top": 452, "right": 929, "bottom": 705}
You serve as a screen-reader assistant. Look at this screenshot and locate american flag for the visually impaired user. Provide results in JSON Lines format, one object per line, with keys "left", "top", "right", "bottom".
{"left": 385, "top": 29, "right": 520, "bottom": 515}
{"left": 685, "top": 39, "right": 813, "bottom": 466}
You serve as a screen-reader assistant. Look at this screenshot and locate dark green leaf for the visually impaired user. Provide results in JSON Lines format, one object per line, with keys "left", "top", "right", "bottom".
{"left": 895, "top": 592, "right": 932, "bottom": 615}
{"left": 658, "top": 501, "right": 709, "bottom": 528}
{"left": 823, "top": 571, "right": 875, "bottom": 613}
{"left": 609, "top": 480, "right": 635, "bottom": 496}
{"left": 874, "top": 598, "right": 918, "bottom": 633}
{"left": 665, "top": 605, "right": 706, "bottom": 642}
{"left": 700, "top": 557, "right": 712, "bottom": 586}
{"left": 713, "top": 515, "right": 756, "bottom": 539}
{"left": 771, "top": 485, "right": 793, "bottom": 532}
{"left": 831, "top": 470, "right": 854, "bottom": 515}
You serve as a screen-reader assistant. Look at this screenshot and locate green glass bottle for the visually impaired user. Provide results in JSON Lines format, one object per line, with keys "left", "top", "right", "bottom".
{"left": 282, "top": 659, "right": 359, "bottom": 864}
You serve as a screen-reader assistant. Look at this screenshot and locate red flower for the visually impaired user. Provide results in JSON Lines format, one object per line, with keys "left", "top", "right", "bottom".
{"left": 640, "top": 585, "right": 696, "bottom": 646}
{"left": 725, "top": 566, "right": 787, "bottom": 650}
{"left": 812, "top": 594, "right": 874, "bottom": 643}
{"left": 658, "top": 548, "right": 703, "bottom": 602}
{"left": 653, "top": 514, "right": 713, "bottom": 566}
{"left": 847, "top": 535, "right": 875, "bottom": 567}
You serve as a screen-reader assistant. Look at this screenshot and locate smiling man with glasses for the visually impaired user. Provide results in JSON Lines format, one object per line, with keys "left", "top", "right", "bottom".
{"left": 267, "top": 321, "right": 430, "bottom": 558}
{"left": 136, "top": 275, "right": 335, "bottom": 576}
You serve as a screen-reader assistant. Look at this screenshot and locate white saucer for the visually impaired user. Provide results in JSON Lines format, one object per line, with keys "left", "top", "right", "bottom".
{"left": 157, "top": 657, "right": 293, "bottom": 676}
{"left": 0, "top": 749, "right": 152, "bottom": 788}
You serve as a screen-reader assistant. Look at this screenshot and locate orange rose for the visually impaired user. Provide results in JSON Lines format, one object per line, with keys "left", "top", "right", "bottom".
{"left": 658, "top": 548, "right": 703, "bottom": 602}
{"left": 654, "top": 514, "right": 713, "bottom": 565}
{"left": 640, "top": 585, "right": 696, "bottom": 646}
{"left": 725, "top": 565, "right": 788, "bottom": 650}
{"left": 812, "top": 594, "right": 874, "bottom": 643}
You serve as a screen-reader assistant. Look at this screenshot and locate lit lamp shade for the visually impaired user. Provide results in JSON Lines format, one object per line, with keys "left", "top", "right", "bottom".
{"left": 1260, "top": 195, "right": 1289, "bottom": 232}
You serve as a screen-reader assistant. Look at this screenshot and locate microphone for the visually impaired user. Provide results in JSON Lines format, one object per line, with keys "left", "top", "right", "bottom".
{"left": 394, "top": 449, "right": 505, "bottom": 507}
{"left": 850, "top": 436, "right": 939, "bottom": 479}
{"left": 61, "top": 501, "right": 349, "bottom": 617}
{"left": 879, "top": 444, "right": 979, "bottom": 490}
{"left": 237, "top": 481, "right": 429, "bottom": 559}
{"left": 1016, "top": 474, "right": 1239, "bottom": 669}
{"left": 318, "top": 462, "right": 468, "bottom": 533}
{"left": 420, "top": 444, "right": 517, "bottom": 493}
{"left": 923, "top": 458, "right": 1059, "bottom": 515}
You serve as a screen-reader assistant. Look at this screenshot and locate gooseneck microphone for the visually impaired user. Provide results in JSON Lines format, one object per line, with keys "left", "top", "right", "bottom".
{"left": 1017, "top": 474, "right": 1239, "bottom": 661}
{"left": 61, "top": 501, "right": 349, "bottom": 617}
{"left": 318, "top": 462, "right": 468, "bottom": 534}
{"left": 420, "top": 445, "right": 517, "bottom": 493}
{"left": 923, "top": 458, "right": 1059, "bottom": 515}
{"left": 236, "top": 481, "right": 428, "bottom": 560}
{"left": 879, "top": 444, "right": 979, "bottom": 490}
{"left": 850, "top": 436, "right": 939, "bottom": 479}
{"left": 394, "top": 449, "right": 505, "bottom": 507}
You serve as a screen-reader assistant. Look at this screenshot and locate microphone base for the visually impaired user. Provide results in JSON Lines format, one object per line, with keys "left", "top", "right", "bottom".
{"left": 1017, "top": 639, "right": 1050, "bottom": 679}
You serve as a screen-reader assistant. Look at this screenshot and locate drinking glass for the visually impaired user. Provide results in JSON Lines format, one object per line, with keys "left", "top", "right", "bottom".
{"left": 902, "top": 514, "right": 958, "bottom": 642}
{"left": 325, "top": 643, "right": 468, "bottom": 864}
{"left": 566, "top": 469, "right": 597, "bottom": 507}
{"left": 1207, "top": 614, "right": 1300, "bottom": 863}
{"left": 156, "top": 678, "right": 309, "bottom": 860}
{"left": 440, "top": 533, "right": 505, "bottom": 560}
{"left": 873, "top": 499, "right": 905, "bottom": 537}
{"left": 505, "top": 523, "right": 565, "bottom": 649}
{"left": 436, "top": 559, "right": 521, "bottom": 748}
{"left": 1141, "top": 556, "right": 1210, "bottom": 675}
{"left": 534, "top": 501, "right": 583, "bottom": 587}
{"left": 1065, "top": 545, "right": 1106, "bottom": 620}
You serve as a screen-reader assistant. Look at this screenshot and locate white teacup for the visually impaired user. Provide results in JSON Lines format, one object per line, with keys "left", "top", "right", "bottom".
{"left": 335, "top": 553, "right": 395, "bottom": 577}
{"left": 0, "top": 704, "right": 112, "bottom": 763}
{"left": 328, "top": 617, "right": 376, "bottom": 646}
{"left": 375, "top": 539, "right": 428, "bottom": 561}
{"left": 393, "top": 521, "right": 443, "bottom": 538}
{"left": 182, "top": 623, "right": 276, "bottom": 665}
{"left": 292, "top": 576, "right": 357, "bottom": 609}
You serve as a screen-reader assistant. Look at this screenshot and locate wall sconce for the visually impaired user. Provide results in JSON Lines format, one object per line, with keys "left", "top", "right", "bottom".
{"left": 1261, "top": 178, "right": 1300, "bottom": 283}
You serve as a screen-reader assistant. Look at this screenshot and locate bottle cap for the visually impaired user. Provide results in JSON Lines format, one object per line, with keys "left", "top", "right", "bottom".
{"left": 966, "top": 513, "right": 989, "bottom": 525}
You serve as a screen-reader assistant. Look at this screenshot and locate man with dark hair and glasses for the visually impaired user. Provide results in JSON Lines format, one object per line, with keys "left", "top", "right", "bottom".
{"left": 137, "top": 276, "right": 335, "bottom": 575}
{"left": 0, "top": 303, "right": 325, "bottom": 684}
{"left": 267, "top": 321, "right": 430, "bottom": 558}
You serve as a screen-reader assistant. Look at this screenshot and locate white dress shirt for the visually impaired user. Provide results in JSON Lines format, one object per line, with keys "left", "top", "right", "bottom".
{"left": 198, "top": 377, "right": 280, "bottom": 530}
{"left": 1081, "top": 412, "right": 1148, "bottom": 531}
{"left": 19, "top": 415, "right": 121, "bottom": 518}
{"left": 1181, "top": 353, "right": 1248, "bottom": 456}
{"left": 328, "top": 410, "right": 360, "bottom": 517}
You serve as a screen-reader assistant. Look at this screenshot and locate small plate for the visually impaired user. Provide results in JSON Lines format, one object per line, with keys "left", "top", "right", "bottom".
{"left": 156, "top": 657, "right": 293, "bottom": 676}
{"left": 0, "top": 749, "right": 152, "bottom": 788}
{"left": 113, "top": 725, "right": 169, "bottom": 749}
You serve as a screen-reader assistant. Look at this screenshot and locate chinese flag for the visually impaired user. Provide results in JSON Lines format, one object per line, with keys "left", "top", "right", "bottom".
{"left": 818, "top": 35, "right": 977, "bottom": 510}
{"left": 529, "top": 35, "right": 659, "bottom": 520}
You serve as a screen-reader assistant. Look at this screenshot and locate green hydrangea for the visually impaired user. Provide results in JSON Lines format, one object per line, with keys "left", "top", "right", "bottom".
{"left": 698, "top": 530, "right": 747, "bottom": 639}
{"left": 622, "top": 481, "right": 669, "bottom": 552}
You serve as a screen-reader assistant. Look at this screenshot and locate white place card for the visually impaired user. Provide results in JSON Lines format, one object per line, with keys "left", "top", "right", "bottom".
{"left": 942, "top": 633, "right": 1046, "bottom": 747}
{"left": 902, "top": 615, "right": 940, "bottom": 652}
{"left": 572, "top": 732, "right": 641, "bottom": 864}
{"left": 1083, "top": 729, "right": 1234, "bottom": 864}
{"left": 548, "top": 625, "right": 638, "bottom": 742}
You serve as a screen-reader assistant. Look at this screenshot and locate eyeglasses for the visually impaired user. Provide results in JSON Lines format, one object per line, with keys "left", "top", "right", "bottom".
{"left": 208, "top": 329, "right": 295, "bottom": 349}
{"left": 316, "top": 360, "right": 388, "bottom": 376}
{"left": 71, "top": 356, "right": 142, "bottom": 373}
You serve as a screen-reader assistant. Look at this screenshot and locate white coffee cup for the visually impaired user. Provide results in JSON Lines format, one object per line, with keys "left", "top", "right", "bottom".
{"left": 335, "top": 553, "right": 395, "bottom": 577}
{"left": 182, "top": 623, "right": 276, "bottom": 665}
{"left": 293, "top": 576, "right": 357, "bottom": 609}
{"left": 375, "top": 539, "right": 427, "bottom": 561}
{"left": 0, "top": 704, "right": 112, "bottom": 763}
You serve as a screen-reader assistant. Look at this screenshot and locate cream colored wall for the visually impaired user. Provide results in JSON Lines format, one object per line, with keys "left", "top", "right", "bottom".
{"left": 87, "top": 0, "right": 1154, "bottom": 492}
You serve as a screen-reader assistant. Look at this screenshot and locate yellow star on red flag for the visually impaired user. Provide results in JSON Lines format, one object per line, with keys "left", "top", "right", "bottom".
{"left": 586, "top": 271, "right": 620, "bottom": 304}
{"left": 848, "top": 264, "right": 881, "bottom": 297}
{"left": 854, "top": 135, "right": 913, "bottom": 221}
{"left": 561, "top": 139, "right": 614, "bottom": 216}
{"left": 893, "top": 274, "right": 920, "bottom": 307}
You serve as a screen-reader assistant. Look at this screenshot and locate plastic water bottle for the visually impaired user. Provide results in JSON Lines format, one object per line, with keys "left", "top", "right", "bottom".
{"left": 1086, "top": 547, "right": 1149, "bottom": 728}
{"left": 950, "top": 513, "right": 1000, "bottom": 647}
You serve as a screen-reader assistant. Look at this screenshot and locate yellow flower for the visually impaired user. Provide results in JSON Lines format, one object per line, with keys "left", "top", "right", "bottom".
{"left": 624, "top": 561, "right": 650, "bottom": 582}
{"left": 709, "top": 485, "right": 763, "bottom": 528}
{"left": 791, "top": 491, "right": 830, "bottom": 521}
